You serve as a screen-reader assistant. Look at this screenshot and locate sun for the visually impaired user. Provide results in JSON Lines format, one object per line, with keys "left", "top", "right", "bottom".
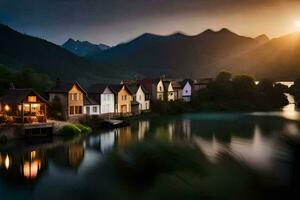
{"left": 294, "top": 20, "right": 300, "bottom": 29}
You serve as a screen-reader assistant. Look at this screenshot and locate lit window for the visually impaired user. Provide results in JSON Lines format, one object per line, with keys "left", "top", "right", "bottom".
{"left": 28, "top": 96, "right": 37, "bottom": 102}
{"left": 74, "top": 94, "right": 78, "bottom": 101}
{"left": 24, "top": 104, "right": 30, "bottom": 112}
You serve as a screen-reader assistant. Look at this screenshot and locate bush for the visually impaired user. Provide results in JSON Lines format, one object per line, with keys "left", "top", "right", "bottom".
{"left": 61, "top": 123, "right": 91, "bottom": 140}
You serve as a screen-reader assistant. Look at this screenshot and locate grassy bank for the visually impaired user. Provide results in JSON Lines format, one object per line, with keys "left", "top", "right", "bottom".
{"left": 60, "top": 123, "right": 92, "bottom": 140}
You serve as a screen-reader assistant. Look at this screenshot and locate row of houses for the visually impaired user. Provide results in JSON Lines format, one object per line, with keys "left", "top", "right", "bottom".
{"left": 0, "top": 77, "right": 212, "bottom": 123}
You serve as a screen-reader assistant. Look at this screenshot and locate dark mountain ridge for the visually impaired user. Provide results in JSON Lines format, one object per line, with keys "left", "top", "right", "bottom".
{"left": 89, "top": 28, "right": 260, "bottom": 78}
{"left": 0, "top": 24, "right": 114, "bottom": 85}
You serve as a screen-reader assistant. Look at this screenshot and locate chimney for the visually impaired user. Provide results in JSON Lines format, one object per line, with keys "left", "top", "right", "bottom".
{"left": 9, "top": 82, "right": 15, "bottom": 90}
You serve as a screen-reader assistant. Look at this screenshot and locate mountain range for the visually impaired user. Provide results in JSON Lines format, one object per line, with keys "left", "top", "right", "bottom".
{"left": 1, "top": 23, "right": 300, "bottom": 83}
{"left": 88, "top": 28, "right": 263, "bottom": 78}
{"left": 62, "top": 39, "right": 110, "bottom": 57}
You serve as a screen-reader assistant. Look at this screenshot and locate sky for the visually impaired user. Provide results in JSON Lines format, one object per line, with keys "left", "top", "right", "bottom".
{"left": 1, "top": 0, "right": 300, "bottom": 46}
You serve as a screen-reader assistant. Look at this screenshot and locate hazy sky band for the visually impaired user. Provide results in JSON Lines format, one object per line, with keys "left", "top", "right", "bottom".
{"left": 1, "top": 0, "right": 300, "bottom": 45}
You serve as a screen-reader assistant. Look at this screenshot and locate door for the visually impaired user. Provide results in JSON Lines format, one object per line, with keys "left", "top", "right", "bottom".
{"left": 121, "top": 105, "right": 127, "bottom": 113}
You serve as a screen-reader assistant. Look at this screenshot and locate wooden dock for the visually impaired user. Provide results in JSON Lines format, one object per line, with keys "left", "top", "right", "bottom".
{"left": 103, "top": 119, "right": 129, "bottom": 128}
{"left": 23, "top": 122, "right": 53, "bottom": 137}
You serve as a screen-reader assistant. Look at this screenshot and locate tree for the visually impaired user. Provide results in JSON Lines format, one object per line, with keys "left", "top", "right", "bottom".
{"left": 49, "top": 96, "right": 65, "bottom": 120}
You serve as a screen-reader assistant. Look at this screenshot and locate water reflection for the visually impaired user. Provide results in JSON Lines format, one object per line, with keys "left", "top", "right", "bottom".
{"left": 1, "top": 112, "right": 300, "bottom": 198}
{"left": 0, "top": 150, "right": 47, "bottom": 183}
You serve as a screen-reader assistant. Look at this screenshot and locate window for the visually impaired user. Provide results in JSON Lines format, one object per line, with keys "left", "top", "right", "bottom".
{"left": 139, "top": 95, "right": 141, "bottom": 101}
{"left": 159, "top": 86, "right": 162, "bottom": 91}
{"left": 28, "top": 96, "right": 37, "bottom": 102}
{"left": 86, "top": 106, "right": 90, "bottom": 114}
{"left": 75, "top": 106, "right": 82, "bottom": 114}
{"left": 93, "top": 106, "right": 97, "bottom": 113}
{"left": 122, "top": 95, "right": 127, "bottom": 101}
{"left": 23, "top": 104, "right": 30, "bottom": 112}
{"left": 70, "top": 106, "right": 75, "bottom": 115}
{"left": 186, "top": 90, "right": 188, "bottom": 93}
{"left": 170, "top": 93, "right": 173, "bottom": 96}
{"left": 74, "top": 93, "right": 78, "bottom": 101}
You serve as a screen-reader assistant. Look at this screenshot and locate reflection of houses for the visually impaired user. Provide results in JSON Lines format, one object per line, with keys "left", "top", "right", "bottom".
{"left": 68, "top": 143, "right": 84, "bottom": 169}
{"left": 85, "top": 130, "right": 116, "bottom": 153}
{"left": 0, "top": 88, "right": 48, "bottom": 123}
{"left": 138, "top": 120, "right": 150, "bottom": 140}
{"left": 193, "top": 136, "right": 226, "bottom": 162}
{"left": 48, "top": 79, "right": 86, "bottom": 120}
{"left": 0, "top": 150, "right": 47, "bottom": 182}
{"left": 116, "top": 127, "right": 133, "bottom": 148}
{"left": 50, "top": 142, "right": 84, "bottom": 171}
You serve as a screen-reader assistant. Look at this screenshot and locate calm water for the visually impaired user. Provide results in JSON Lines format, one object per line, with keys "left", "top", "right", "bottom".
{"left": 1, "top": 83, "right": 300, "bottom": 199}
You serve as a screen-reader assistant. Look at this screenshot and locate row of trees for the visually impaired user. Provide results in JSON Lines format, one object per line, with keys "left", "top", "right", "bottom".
{"left": 0, "top": 64, "right": 52, "bottom": 95}
{"left": 192, "top": 71, "right": 289, "bottom": 111}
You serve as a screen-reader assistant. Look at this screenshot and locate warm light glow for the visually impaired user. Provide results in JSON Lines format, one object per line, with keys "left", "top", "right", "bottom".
{"left": 4, "top": 155, "right": 10, "bottom": 170}
{"left": 4, "top": 105, "right": 10, "bottom": 111}
{"left": 31, "top": 151, "right": 37, "bottom": 159}
{"left": 23, "top": 160, "right": 41, "bottom": 179}
{"left": 294, "top": 20, "right": 300, "bottom": 29}
{"left": 28, "top": 96, "right": 37, "bottom": 102}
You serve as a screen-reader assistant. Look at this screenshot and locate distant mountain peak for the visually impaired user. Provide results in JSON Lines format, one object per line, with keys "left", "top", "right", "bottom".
{"left": 62, "top": 38, "right": 110, "bottom": 57}
{"left": 255, "top": 34, "right": 269, "bottom": 44}
{"left": 218, "top": 28, "right": 237, "bottom": 36}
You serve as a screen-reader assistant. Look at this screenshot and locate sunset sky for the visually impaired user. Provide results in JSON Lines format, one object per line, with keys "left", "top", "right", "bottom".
{"left": 1, "top": 0, "right": 300, "bottom": 45}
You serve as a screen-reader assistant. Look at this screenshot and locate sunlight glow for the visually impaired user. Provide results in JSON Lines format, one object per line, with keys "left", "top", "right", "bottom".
{"left": 294, "top": 20, "right": 300, "bottom": 29}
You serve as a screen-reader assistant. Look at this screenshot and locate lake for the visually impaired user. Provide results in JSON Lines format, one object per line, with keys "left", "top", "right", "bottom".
{"left": 1, "top": 84, "right": 300, "bottom": 199}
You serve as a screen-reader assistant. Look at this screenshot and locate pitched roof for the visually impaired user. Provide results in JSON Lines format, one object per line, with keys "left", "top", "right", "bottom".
{"left": 181, "top": 79, "right": 192, "bottom": 87}
{"left": 127, "top": 84, "right": 139, "bottom": 94}
{"left": 108, "top": 84, "right": 132, "bottom": 95}
{"left": 130, "top": 78, "right": 160, "bottom": 95}
{"left": 84, "top": 95, "right": 98, "bottom": 106}
{"left": 170, "top": 81, "right": 182, "bottom": 89}
{"left": 48, "top": 80, "right": 86, "bottom": 94}
{"left": 0, "top": 89, "right": 48, "bottom": 104}
{"left": 88, "top": 84, "right": 108, "bottom": 94}
{"left": 163, "top": 80, "right": 171, "bottom": 89}
{"left": 108, "top": 84, "right": 123, "bottom": 94}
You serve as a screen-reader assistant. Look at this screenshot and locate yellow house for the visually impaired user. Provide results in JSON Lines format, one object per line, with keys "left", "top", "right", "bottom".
{"left": 110, "top": 84, "right": 133, "bottom": 114}
{"left": 48, "top": 79, "right": 86, "bottom": 119}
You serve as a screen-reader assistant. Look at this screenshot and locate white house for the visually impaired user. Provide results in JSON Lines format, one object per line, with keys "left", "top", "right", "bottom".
{"left": 100, "top": 86, "right": 115, "bottom": 114}
{"left": 88, "top": 84, "right": 115, "bottom": 115}
{"left": 156, "top": 79, "right": 165, "bottom": 101}
{"left": 128, "top": 84, "right": 150, "bottom": 111}
{"left": 182, "top": 79, "right": 192, "bottom": 102}
{"left": 137, "top": 85, "right": 150, "bottom": 110}
{"left": 83, "top": 96, "right": 100, "bottom": 115}
{"left": 167, "top": 80, "right": 182, "bottom": 101}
